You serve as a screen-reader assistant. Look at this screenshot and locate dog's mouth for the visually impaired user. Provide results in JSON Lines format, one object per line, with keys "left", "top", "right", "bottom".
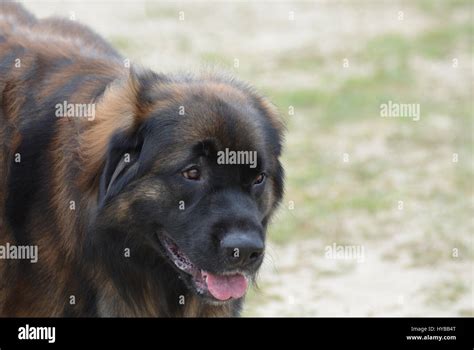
{"left": 158, "top": 234, "right": 249, "bottom": 302}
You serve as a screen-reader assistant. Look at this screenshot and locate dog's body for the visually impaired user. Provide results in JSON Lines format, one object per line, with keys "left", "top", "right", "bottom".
{"left": 0, "top": 3, "right": 284, "bottom": 317}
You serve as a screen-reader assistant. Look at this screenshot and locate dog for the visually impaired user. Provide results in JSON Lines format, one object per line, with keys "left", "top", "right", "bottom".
{"left": 0, "top": 2, "right": 284, "bottom": 317}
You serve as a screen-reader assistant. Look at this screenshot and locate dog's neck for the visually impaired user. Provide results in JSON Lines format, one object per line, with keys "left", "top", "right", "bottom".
{"left": 95, "top": 277, "right": 241, "bottom": 317}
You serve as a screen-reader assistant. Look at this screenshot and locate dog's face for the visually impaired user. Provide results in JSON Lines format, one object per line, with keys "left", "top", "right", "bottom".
{"left": 91, "top": 74, "right": 284, "bottom": 305}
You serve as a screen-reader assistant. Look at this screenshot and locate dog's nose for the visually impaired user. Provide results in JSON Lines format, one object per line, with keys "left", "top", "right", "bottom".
{"left": 220, "top": 231, "right": 264, "bottom": 268}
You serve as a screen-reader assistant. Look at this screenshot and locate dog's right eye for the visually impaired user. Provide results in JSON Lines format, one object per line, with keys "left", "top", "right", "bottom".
{"left": 182, "top": 166, "right": 201, "bottom": 181}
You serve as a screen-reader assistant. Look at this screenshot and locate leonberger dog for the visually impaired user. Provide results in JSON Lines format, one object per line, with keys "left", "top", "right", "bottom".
{"left": 0, "top": 3, "right": 284, "bottom": 317}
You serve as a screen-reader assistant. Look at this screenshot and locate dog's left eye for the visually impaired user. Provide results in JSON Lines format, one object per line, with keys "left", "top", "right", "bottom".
{"left": 253, "top": 172, "right": 266, "bottom": 186}
{"left": 182, "top": 166, "right": 201, "bottom": 181}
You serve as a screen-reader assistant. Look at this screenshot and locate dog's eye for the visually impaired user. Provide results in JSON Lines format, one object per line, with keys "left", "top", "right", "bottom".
{"left": 182, "top": 166, "right": 201, "bottom": 181}
{"left": 253, "top": 172, "right": 266, "bottom": 186}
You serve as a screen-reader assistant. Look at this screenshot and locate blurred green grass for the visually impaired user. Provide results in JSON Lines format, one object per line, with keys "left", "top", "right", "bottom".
{"left": 252, "top": 4, "right": 474, "bottom": 296}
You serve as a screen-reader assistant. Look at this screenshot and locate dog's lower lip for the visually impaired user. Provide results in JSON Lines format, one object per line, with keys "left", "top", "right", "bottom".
{"left": 160, "top": 235, "right": 196, "bottom": 272}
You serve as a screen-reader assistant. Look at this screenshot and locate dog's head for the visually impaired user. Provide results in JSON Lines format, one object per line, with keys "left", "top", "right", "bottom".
{"left": 88, "top": 71, "right": 284, "bottom": 306}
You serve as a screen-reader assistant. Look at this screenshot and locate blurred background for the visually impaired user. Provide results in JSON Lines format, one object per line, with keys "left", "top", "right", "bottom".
{"left": 24, "top": 0, "right": 473, "bottom": 316}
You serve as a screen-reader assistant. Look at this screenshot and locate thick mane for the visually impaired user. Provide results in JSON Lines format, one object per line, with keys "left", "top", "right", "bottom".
{"left": 0, "top": 3, "right": 283, "bottom": 317}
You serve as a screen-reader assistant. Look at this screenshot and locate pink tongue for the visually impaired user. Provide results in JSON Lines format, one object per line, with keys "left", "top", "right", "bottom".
{"left": 203, "top": 272, "right": 248, "bottom": 301}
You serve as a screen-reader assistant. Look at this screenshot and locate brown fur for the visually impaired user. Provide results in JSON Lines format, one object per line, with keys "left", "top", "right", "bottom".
{"left": 0, "top": 3, "right": 283, "bottom": 317}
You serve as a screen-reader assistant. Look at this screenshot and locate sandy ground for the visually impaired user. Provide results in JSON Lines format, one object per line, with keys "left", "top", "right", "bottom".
{"left": 250, "top": 238, "right": 471, "bottom": 316}
{"left": 21, "top": 0, "right": 473, "bottom": 317}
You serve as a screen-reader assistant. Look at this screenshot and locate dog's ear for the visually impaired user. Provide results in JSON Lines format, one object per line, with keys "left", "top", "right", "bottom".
{"left": 97, "top": 68, "right": 165, "bottom": 206}
{"left": 81, "top": 67, "right": 165, "bottom": 206}
{"left": 98, "top": 128, "right": 144, "bottom": 206}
